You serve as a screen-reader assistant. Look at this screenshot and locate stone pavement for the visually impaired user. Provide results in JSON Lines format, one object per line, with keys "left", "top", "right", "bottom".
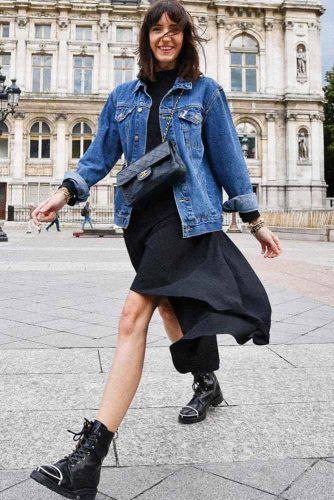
{"left": 0, "top": 227, "right": 333, "bottom": 500}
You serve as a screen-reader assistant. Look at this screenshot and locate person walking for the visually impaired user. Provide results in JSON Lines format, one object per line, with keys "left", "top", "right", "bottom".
{"left": 31, "top": 1, "right": 281, "bottom": 498}
{"left": 81, "top": 201, "right": 93, "bottom": 230}
{"left": 45, "top": 212, "right": 61, "bottom": 232}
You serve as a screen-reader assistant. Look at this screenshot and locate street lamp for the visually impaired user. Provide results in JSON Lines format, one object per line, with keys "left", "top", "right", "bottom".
{"left": 0, "top": 67, "right": 21, "bottom": 242}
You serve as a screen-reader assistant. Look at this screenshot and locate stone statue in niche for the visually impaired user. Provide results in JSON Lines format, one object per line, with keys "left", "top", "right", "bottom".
{"left": 297, "top": 45, "right": 307, "bottom": 81}
{"left": 298, "top": 129, "right": 309, "bottom": 161}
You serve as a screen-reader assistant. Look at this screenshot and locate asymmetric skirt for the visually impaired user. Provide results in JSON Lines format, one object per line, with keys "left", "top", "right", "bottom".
{"left": 123, "top": 190, "right": 271, "bottom": 373}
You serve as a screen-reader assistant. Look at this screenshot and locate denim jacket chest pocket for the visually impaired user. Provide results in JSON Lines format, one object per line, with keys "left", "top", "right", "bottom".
{"left": 177, "top": 108, "right": 203, "bottom": 151}
{"left": 115, "top": 105, "right": 136, "bottom": 144}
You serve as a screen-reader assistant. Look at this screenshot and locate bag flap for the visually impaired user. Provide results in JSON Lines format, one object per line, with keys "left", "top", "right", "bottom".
{"left": 116, "top": 141, "right": 171, "bottom": 186}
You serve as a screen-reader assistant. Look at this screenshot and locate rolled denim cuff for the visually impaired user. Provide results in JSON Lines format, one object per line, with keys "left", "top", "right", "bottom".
{"left": 222, "top": 192, "right": 259, "bottom": 213}
{"left": 63, "top": 171, "right": 90, "bottom": 203}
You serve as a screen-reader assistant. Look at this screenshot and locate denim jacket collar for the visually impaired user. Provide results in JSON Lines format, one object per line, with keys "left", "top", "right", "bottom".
{"left": 132, "top": 76, "right": 193, "bottom": 94}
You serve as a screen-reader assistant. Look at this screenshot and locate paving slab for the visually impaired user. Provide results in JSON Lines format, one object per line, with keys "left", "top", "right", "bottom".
{"left": 132, "top": 465, "right": 275, "bottom": 500}
{"left": 291, "top": 327, "right": 334, "bottom": 344}
{"left": 196, "top": 458, "right": 314, "bottom": 496}
{"left": 28, "top": 330, "right": 119, "bottom": 348}
{"left": 0, "top": 470, "right": 31, "bottom": 493}
{"left": 98, "top": 465, "right": 179, "bottom": 500}
{"left": 221, "top": 367, "right": 334, "bottom": 405}
{"left": 270, "top": 344, "right": 334, "bottom": 367}
{"left": 0, "top": 348, "right": 100, "bottom": 374}
{"left": 283, "top": 459, "right": 334, "bottom": 499}
{"left": 1, "top": 410, "right": 117, "bottom": 469}
{"left": 115, "top": 403, "right": 334, "bottom": 466}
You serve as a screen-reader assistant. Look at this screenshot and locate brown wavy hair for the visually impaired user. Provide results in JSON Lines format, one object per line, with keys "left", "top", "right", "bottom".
{"left": 136, "top": 0, "right": 208, "bottom": 83}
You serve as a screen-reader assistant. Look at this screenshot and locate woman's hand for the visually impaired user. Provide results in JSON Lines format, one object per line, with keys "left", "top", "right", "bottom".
{"left": 32, "top": 191, "right": 67, "bottom": 225}
{"left": 253, "top": 226, "right": 282, "bottom": 258}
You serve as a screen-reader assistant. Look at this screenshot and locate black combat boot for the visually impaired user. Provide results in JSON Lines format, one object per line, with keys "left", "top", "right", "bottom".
{"left": 178, "top": 372, "right": 223, "bottom": 424}
{"left": 30, "top": 418, "right": 115, "bottom": 500}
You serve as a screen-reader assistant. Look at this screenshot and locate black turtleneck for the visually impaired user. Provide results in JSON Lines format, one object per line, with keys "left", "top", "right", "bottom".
{"left": 145, "top": 67, "right": 179, "bottom": 153}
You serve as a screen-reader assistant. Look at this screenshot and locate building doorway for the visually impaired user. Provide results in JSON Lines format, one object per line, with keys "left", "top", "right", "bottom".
{"left": 0, "top": 182, "right": 7, "bottom": 219}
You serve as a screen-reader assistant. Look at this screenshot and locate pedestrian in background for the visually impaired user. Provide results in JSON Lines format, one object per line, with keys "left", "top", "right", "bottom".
{"left": 31, "top": 1, "right": 282, "bottom": 499}
{"left": 81, "top": 201, "right": 93, "bottom": 230}
{"left": 26, "top": 203, "right": 41, "bottom": 234}
{"left": 45, "top": 212, "right": 61, "bottom": 232}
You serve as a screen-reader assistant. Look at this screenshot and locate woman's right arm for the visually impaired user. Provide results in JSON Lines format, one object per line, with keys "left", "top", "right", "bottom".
{"left": 33, "top": 90, "right": 123, "bottom": 223}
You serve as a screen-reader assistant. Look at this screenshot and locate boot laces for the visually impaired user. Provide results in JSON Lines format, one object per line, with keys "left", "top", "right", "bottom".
{"left": 65, "top": 419, "right": 98, "bottom": 465}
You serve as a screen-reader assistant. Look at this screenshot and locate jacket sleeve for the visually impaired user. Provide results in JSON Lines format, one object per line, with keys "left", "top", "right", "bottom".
{"left": 202, "top": 85, "right": 259, "bottom": 214}
{"left": 63, "top": 91, "right": 123, "bottom": 203}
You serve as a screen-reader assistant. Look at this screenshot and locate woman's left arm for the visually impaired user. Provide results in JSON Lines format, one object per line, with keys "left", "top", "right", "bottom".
{"left": 202, "top": 84, "right": 282, "bottom": 258}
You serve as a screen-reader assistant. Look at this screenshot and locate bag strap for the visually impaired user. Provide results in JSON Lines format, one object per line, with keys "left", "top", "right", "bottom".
{"left": 161, "top": 89, "right": 184, "bottom": 143}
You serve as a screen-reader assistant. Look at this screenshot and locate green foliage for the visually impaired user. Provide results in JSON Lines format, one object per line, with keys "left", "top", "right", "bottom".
{"left": 324, "top": 67, "right": 334, "bottom": 196}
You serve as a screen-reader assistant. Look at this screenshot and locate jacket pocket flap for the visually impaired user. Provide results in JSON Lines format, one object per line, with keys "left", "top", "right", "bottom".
{"left": 115, "top": 106, "right": 135, "bottom": 122}
{"left": 178, "top": 109, "right": 203, "bottom": 124}
{"left": 116, "top": 141, "right": 171, "bottom": 186}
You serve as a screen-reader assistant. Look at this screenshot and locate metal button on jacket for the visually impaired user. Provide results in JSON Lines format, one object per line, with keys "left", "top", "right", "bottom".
{"left": 134, "top": 134, "right": 139, "bottom": 141}
{"left": 137, "top": 107, "right": 143, "bottom": 112}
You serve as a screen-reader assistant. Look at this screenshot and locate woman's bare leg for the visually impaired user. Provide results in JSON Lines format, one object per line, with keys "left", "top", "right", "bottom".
{"left": 158, "top": 297, "right": 183, "bottom": 343}
{"left": 97, "top": 291, "right": 158, "bottom": 432}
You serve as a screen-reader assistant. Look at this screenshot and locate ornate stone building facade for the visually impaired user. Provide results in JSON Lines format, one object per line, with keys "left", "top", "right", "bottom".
{"left": 0, "top": 0, "right": 327, "bottom": 214}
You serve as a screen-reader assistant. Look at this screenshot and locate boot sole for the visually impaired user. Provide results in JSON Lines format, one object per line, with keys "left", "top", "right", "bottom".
{"left": 30, "top": 469, "right": 97, "bottom": 500}
{"left": 178, "top": 392, "right": 224, "bottom": 425}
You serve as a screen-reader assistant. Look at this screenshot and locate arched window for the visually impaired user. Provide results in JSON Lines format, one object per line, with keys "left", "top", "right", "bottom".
{"left": 298, "top": 128, "right": 309, "bottom": 162}
{"left": 71, "top": 122, "right": 93, "bottom": 159}
{"left": 30, "top": 121, "right": 51, "bottom": 159}
{"left": 236, "top": 122, "right": 258, "bottom": 159}
{"left": 230, "top": 34, "right": 259, "bottom": 92}
{"left": 0, "top": 122, "right": 9, "bottom": 158}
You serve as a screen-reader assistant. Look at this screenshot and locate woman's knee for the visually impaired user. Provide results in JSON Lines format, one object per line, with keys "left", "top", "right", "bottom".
{"left": 118, "top": 292, "right": 157, "bottom": 339}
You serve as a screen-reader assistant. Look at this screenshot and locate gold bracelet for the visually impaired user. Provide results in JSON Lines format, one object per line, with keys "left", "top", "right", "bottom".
{"left": 56, "top": 186, "right": 71, "bottom": 204}
{"left": 250, "top": 219, "right": 266, "bottom": 235}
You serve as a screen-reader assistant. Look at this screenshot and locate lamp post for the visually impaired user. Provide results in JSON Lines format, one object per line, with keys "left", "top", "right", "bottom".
{"left": 0, "top": 67, "right": 21, "bottom": 242}
{"left": 227, "top": 135, "right": 250, "bottom": 234}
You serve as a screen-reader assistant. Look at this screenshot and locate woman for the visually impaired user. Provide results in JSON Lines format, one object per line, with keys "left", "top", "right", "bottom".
{"left": 31, "top": 1, "right": 281, "bottom": 498}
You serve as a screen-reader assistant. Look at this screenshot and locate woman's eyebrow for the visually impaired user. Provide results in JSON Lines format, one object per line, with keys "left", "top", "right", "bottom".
{"left": 153, "top": 22, "right": 178, "bottom": 26}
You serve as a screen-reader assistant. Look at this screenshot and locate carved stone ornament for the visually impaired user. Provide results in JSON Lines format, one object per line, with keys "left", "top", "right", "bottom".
{"left": 39, "top": 43, "right": 47, "bottom": 55}
{"left": 286, "top": 112, "right": 297, "bottom": 121}
{"left": 239, "top": 21, "right": 255, "bottom": 31}
{"left": 216, "top": 16, "right": 226, "bottom": 29}
{"left": 17, "top": 16, "right": 28, "bottom": 28}
{"left": 265, "top": 112, "right": 277, "bottom": 122}
{"left": 58, "top": 18, "right": 69, "bottom": 30}
{"left": 283, "top": 20, "right": 294, "bottom": 31}
{"left": 56, "top": 113, "right": 67, "bottom": 121}
{"left": 264, "top": 20, "right": 274, "bottom": 31}
{"left": 198, "top": 16, "right": 208, "bottom": 26}
{"left": 80, "top": 45, "right": 87, "bottom": 56}
{"left": 99, "top": 20, "right": 110, "bottom": 32}
{"left": 15, "top": 112, "right": 25, "bottom": 120}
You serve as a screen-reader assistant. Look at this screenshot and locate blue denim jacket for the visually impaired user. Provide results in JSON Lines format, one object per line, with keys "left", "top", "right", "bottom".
{"left": 64, "top": 74, "right": 258, "bottom": 238}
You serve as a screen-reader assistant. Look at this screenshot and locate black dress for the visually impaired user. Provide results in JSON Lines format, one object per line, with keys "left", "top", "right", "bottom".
{"left": 123, "top": 68, "right": 272, "bottom": 374}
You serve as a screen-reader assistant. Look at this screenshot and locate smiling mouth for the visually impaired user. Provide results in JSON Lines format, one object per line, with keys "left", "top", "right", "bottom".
{"left": 158, "top": 46, "right": 174, "bottom": 52}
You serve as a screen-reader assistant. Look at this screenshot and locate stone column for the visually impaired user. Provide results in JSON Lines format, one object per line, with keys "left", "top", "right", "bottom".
{"left": 264, "top": 20, "right": 274, "bottom": 93}
{"left": 55, "top": 114, "right": 67, "bottom": 182}
{"left": 310, "top": 113, "right": 321, "bottom": 182}
{"left": 308, "top": 21, "right": 322, "bottom": 95}
{"left": 266, "top": 112, "right": 277, "bottom": 181}
{"left": 57, "top": 16, "right": 69, "bottom": 93}
{"left": 216, "top": 16, "right": 226, "bottom": 87}
{"left": 319, "top": 113, "right": 325, "bottom": 182}
{"left": 16, "top": 13, "right": 28, "bottom": 91}
{"left": 11, "top": 112, "right": 25, "bottom": 179}
{"left": 283, "top": 20, "right": 295, "bottom": 94}
{"left": 99, "top": 15, "right": 110, "bottom": 94}
{"left": 286, "top": 112, "right": 297, "bottom": 181}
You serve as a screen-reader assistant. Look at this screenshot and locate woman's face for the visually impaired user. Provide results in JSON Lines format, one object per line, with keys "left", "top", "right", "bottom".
{"left": 149, "top": 12, "right": 184, "bottom": 70}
